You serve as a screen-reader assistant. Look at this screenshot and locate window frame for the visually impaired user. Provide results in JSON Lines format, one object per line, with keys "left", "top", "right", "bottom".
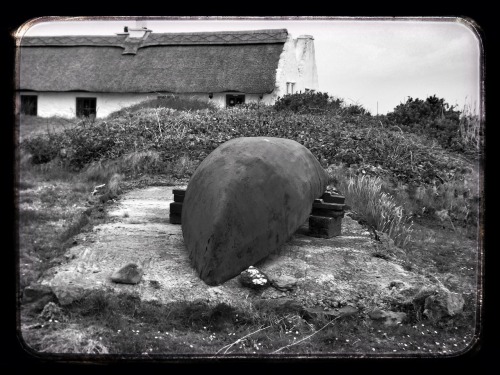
{"left": 226, "top": 94, "right": 245, "bottom": 108}
{"left": 76, "top": 97, "right": 97, "bottom": 118}
{"left": 20, "top": 95, "right": 38, "bottom": 116}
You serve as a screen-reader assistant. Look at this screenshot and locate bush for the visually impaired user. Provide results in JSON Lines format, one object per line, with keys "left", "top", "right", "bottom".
{"left": 273, "top": 92, "right": 343, "bottom": 114}
{"left": 22, "top": 134, "right": 65, "bottom": 164}
{"left": 385, "top": 95, "right": 467, "bottom": 151}
{"left": 20, "top": 96, "right": 470, "bottom": 188}
{"left": 274, "top": 92, "right": 371, "bottom": 117}
{"left": 107, "top": 95, "right": 216, "bottom": 118}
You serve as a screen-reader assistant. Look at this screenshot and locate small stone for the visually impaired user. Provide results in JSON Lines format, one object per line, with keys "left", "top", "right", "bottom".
{"left": 239, "top": 266, "right": 270, "bottom": 290}
{"left": 110, "top": 263, "right": 143, "bottom": 284}
{"left": 423, "top": 290, "right": 465, "bottom": 321}
{"left": 389, "top": 280, "right": 405, "bottom": 289}
{"left": 368, "top": 309, "right": 407, "bottom": 326}
{"left": 412, "top": 287, "right": 465, "bottom": 322}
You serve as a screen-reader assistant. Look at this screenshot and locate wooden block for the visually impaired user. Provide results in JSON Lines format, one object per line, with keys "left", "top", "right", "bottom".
{"left": 321, "top": 192, "right": 345, "bottom": 204}
{"left": 312, "top": 201, "right": 344, "bottom": 211}
{"left": 172, "top": 189, "right": 186, "bottom": 196}
{"left": 170, "top": 202, "right": 183, "bottom": 214}
{"left": 311, "top": 208, "right": 345, "bottom": 218}
{"left": 174, "top": 194, "right": 184, "bottom": 203}
{"left": 169, "top": 213, "right": 182, "bottom": 224}
{"left": 308, "top": 215, "right": 342, "bottom": 238}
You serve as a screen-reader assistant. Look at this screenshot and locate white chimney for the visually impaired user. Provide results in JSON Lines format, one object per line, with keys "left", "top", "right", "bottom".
{"left": 127, "top": 26, "right": 152, "bottom": 39}
{"left": 294, "top": 35, "right": 319, "bottom": 91}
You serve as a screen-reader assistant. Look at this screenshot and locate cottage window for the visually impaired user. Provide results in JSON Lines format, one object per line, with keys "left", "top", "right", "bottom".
{"left": 226, "top": 94, "right": 245, "bottom": 107}
{"left": 286, "top": 82, "right": 295, "bottom": 95}
{"left": 20, "top": 95, "right": 37, "bottom": 116}
{"left": 76, "top": 97, "right": 97, "bottom": 118}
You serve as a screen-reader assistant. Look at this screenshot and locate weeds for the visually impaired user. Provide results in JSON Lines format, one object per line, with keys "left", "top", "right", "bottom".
{"left": 332, "top": 171, "right": 414, "bottom": 248}
{"left": 20, "top": 98, "right": 477, "bottom": 187}
{"left": 107, "top": 95, "right": 217, "bottom": 118}
{"left": 458, "top": 102, "right": 482, "bottom": 150}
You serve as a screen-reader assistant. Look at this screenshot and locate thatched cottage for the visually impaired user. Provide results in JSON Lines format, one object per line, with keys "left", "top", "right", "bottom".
{"left": 17, "top": 27, "right": 319, "bottom": 118}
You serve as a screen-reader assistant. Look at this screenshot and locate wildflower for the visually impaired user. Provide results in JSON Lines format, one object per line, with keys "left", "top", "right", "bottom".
{"left": 372, "top": 348, "right": 375, "bottom": 351}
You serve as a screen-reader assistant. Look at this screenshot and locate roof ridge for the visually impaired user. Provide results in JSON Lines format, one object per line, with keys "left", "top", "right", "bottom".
{"left": 20, "top": 29, "right": 288, "bottom": 48}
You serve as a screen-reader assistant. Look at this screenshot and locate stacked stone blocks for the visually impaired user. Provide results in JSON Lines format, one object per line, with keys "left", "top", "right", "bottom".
{"left": 308, "top": 192, "right": 345, "bottom": 238}
{"left": 169, "top": 189, "right": 185, "bottom": 224}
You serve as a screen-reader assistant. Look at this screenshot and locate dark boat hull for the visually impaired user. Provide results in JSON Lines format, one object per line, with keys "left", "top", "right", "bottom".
{"left": 181, "top": 137, "right": 328, "bottom": 285}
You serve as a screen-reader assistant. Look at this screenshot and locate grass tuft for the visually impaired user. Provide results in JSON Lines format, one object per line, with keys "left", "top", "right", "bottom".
{"left": 331, "top": 170, "right": 414, "bottom": 248}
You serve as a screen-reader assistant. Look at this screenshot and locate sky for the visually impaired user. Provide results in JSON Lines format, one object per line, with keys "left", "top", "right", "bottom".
{"left": 18, "top": 17, "right": 482, "bottom": 115}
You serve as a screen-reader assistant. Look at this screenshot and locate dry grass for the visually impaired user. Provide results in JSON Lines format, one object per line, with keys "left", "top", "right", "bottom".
{"left": 330, "top": 170, "right": 414, "bottom": 248}
{"left": 458, "top": 102, "right": 482, "bottom": 150}
{"left": 23, "top": 325, "right": 109, "bottom": 354}
{"left": 17, "top": 115, "right": 78, "bottom": 142}
{"left": 84, "top": 150, "right": 163, "bottom": 182}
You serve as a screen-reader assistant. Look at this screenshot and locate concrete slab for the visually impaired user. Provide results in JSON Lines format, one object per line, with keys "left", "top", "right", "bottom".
{"left": 40, "top": 186, "right": 436, "bottom": 312}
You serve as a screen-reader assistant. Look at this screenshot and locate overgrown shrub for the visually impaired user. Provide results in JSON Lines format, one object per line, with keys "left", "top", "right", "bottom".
{"left": 274, "top": 91, "right": 371, "bottom": 117}
{"left": 384, "top": 95, "right": 474, "bottom": 152}
{"left": 274, "top": 92, "right": 340, "bottom": 113}
{"left": 22, "top": 134, "right": 65, "bottom": 164}
{"left": 21, "top": 103, "right": 469, "bottom": 188}
{"left": 107, "top": 95, "right": 216, "bottom": 118}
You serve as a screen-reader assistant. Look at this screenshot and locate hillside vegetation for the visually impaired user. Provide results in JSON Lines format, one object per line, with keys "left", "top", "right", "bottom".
{"left": 18, "top": 93, "right": 482, "bottom": 356}
{"left": 21, "top": 93, "right": 481, "bottom": 232}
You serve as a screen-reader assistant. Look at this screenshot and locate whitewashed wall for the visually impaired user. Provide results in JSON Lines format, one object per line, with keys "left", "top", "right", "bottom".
{"left": 18, "top": 91, "right": 277, "bottom": 118}
{"left": 274, "top": 36, "right": 300, "bottom": 100}
{"left": 18, "top": 92, "right": 158, "bottom": 118}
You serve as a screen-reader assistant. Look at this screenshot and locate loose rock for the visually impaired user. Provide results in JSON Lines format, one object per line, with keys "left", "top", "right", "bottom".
{"left": 412, "top": 287, "right": 465, "bottom": 322}
{"left": 424, "top": 290, "right": 465, "bottom": 321}
{"left": 368, "top": 309, "right": 407, "bottom": 326}
{"left": 110, "top": 263, "right": 143, "bottom": 284}
{"left": 239, "top": 266, "right": 270, "bottom": 290}
{"left": 22, "top": 284, "right": 56, "bottom": 311}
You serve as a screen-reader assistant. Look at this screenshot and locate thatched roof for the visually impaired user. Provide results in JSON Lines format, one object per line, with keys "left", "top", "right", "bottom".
{"left": 18, "top": 29, "right": 288, "bottom": 94}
